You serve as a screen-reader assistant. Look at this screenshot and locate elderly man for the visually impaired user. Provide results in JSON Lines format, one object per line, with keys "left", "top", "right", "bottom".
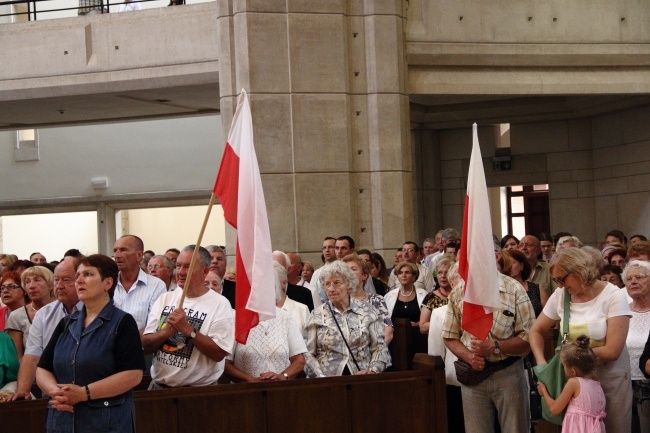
{"left": 421, "top": 238, "right": 436, "bottom": 263}
{"left": 442, "top": 271, "right": 536, "bottom": 433}
{"left": 388, "top": 241, "right": 435, "bottom": 292}
{"left": 113, "top": 235, "right": 167, "bottom": 332}
{"left": 273, "top": 251, "right": 314, "bottom": 312}
{"left": 425, "top": 228, "right": 460, "bottom": 269}
{"left": 5, "top": 257, "right": 82, "bottom": 401}
{"left": 143, "top": 245, "right": 234, "bottom": 388}
{"left": 518, "top": 234, "right": 556, "bottom": 297}
{"left": 147, "top": 255, "right": 176, "bottom": 291}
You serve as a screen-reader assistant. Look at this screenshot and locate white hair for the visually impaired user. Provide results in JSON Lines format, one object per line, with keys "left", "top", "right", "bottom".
{"left": 274, "top": 261, "right": 287, "bottom": 302}
{"left": 272, "top": 250, "right": 291, "bottom": 270}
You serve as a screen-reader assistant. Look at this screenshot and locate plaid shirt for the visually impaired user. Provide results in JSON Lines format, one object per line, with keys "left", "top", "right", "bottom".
{"left": 441, "top": 274, "right": 535, "bottom": 362}
{"left": 78, "top": 0, "right": 104, "bottom": 14}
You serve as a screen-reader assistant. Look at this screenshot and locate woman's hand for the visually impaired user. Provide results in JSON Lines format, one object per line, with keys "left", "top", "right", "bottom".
{"left": 259, "top": 372, "right": 287, "bottom": 381}
{"left": 354, "top": 370, "right": 376, "bottom": 375}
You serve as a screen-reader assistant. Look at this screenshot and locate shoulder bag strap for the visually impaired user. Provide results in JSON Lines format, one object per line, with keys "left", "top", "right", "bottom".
{"left": 557, "top": 288, "right": 570, "bottom": 349}
{"left": 327, "top": 302, "right": 361, "bottom": 371}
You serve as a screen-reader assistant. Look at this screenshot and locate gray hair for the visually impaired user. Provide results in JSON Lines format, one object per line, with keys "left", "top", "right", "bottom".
{"left": 206, "top": 245, "right": 225, "bottom": 254}
{"left": 557, "top": 236, "right": 583, "bottom": 250}
{"left": 318, "top": 260, "right": 358, "bottom": 290}
{"left": 442, "top": 228, "right": 460, "bottom": 241}
{"left": 580, "top": 246, "right": 604, "bottom": 274}
{"left": 150, "top": 255, "right": 174, "bottom": 268}
{"left": 272, "top": 250, "right": 291, "bottom": 270}
{"left": 622, "top": 260, "right": 650, "bottom": 283}
{"left": 274, "top": 261, "right": 287, "bottom": 302}
{"left": 181, "top": 245, "right": 211, "bottom": 268}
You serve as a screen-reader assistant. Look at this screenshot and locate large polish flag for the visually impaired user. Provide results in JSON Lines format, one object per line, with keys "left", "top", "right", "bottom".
{"left": 213, "top": 89, "right": 276, "bottom": 344}
{"left": 458, "top": 123, "right": 501, "bottom": 340}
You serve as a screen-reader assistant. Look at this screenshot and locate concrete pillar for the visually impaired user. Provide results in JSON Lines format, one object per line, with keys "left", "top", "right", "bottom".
{"left": 217, "top": 0, "right": 413, "bottom": 260}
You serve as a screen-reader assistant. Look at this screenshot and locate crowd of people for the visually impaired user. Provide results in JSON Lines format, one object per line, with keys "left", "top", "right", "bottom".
{"left": 0, "top": 229, "right": 649, "bottom": 433}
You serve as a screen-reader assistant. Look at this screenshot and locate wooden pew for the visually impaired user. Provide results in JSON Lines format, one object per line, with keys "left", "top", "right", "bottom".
{"left": 0, "top": 355, "right": 447, "bottom": 433}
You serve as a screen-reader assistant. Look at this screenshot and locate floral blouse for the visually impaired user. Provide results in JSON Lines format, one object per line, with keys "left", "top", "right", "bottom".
{"left": 304, "top": 298, "right": 392, "bottom": 377}
{"left": 368, "top": 294, "right": 393, "bottom": 328}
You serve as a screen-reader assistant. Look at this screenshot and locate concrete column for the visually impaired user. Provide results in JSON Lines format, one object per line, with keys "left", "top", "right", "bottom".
{"left": 217, "top": 0, "right": 413, "bottom": 260}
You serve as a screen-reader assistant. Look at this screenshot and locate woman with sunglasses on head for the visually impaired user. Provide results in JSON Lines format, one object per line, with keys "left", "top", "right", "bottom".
{"left": 529, "top": 247, "right": 632, "bottom": 433}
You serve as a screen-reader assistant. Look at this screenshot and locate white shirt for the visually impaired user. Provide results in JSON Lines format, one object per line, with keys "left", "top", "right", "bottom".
{"left": 387, "top": 263, "right": 435, "bottom": 293}
{"left": 280, "top": 297, "right": 309, "bottom": 339}
{"left": 144, "top": 288, "right": 234, "bottom": 387}
{"left": 25, "top": 300, "right": 83, "bottom": 357}
{"left": 383, "top": 288, "right": 428, "bottom": 317}
{"left": 297, "top": 278, "right": 322, "bottom": 309}
{"left": 114, "top": 269, "right": 167, "bottom": 330}
{"left": 116, "top": 2, "right": 141, "bottom": 12}
{"left": 228, "top": 308, "right": 306, "bottom": 378}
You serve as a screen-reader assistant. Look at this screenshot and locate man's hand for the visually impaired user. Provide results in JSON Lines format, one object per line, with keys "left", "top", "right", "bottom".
{"left": 165, "top": 308, "right": 193, "bottom": 337}
{"left": 469, "top": 338, "right": 496, "bottom": 358}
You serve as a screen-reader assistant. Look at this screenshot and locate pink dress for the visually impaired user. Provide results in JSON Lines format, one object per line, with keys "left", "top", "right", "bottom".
{"left": 562, "top": 377, "right": 607, "bottom": 433}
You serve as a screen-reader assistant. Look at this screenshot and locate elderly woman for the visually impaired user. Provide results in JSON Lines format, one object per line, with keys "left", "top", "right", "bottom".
{"left": 419, "top": 255, "right": 455, "bottom": 334}
{"left": 5, "top": 266, "right": 56, "bottom": 358}
{"left": 225, "top": 263, "right": 307, "bottom": 383}
{"left": 623, "top": 260, "right": 650, "bottom": 433}
{"left": 529, "top": 247, "right": 632, "bottom": 433}
{"left": 300, "top": 261, "right": 315, "bottom": 286}
{"left": 342, "top": 254, "right": 393, "bottom": 345}
{"left": 305, "top": 261, "right": 391, "bottom": 377}
{"left": 36, "top": 254, "right": 144, "bottom": 433}
{"left": 502, "top": 249, "right": 548, "bottom": 316}
{"left": 0, "top": 271, "right": 27, "bottom": 331}
{"left": 384, "top": 261, "right": 427, "bottom": 327}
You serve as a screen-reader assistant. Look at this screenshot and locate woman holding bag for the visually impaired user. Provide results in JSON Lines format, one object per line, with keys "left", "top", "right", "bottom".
{"left": 529, "top": 247, "right": 632, "bottom": 433}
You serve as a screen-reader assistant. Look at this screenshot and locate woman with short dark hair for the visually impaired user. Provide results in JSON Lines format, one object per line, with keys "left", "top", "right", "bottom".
{"left": 36, "top": 254, "right": 144, "bottom": 433}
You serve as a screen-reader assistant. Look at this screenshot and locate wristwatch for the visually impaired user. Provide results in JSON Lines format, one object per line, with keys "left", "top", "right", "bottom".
{"left": 188, "top": 330, "right": 197, "bottom": 340}
{"left": 282, "top": 373, "right": 289, "bottom": 380}
{"left": 494, "top": 341, "right": 501, "bottom": 355}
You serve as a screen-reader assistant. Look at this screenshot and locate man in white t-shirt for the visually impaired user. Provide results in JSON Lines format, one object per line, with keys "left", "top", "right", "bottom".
{"left": 142, "top": 245, "right": 234, "bottom": 388}
{"left": 116, "top": 0, "right": 141, "bottom": 12}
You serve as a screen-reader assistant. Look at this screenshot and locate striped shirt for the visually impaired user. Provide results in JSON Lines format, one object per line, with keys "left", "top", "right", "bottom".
{"left": 114, "top": 269, "right": 166, "bottom": 330}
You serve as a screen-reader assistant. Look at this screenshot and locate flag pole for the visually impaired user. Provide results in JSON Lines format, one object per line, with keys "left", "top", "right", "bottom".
{"left": 177, "top": 192, "right": 217, "bottom": 309}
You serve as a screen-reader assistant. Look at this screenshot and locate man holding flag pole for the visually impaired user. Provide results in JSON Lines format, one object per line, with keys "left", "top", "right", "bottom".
{"left": 442, "top": 124, "right": 535, "bottom": 433}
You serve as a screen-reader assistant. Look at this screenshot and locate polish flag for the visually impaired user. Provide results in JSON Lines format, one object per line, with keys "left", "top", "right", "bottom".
{"left": 458, "top": 123, "right": 501, "bottom": 340}
{"left": 214, "top": 89, "right": 275, "bottom": 344}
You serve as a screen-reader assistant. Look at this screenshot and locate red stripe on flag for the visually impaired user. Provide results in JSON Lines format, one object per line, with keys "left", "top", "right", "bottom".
{"left": 462, "top": 303, "right": 494, "bottom": 340}
{"left": 213, "top": 142, "right": 240, "bottom": 229}
{"left": 234, "top": 241, "right": 259, "bottom": 344}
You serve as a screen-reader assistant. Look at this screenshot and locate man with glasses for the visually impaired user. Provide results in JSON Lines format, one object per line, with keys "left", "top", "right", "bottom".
{"left": 147, "top": 255, "right": 176, "bottom": 292}
{"left": 518, "top": 235, "right": 556, "bottom": 298}
{"left": 388, "top": 241, "right": 435, "bottom": 292}
{"left": 4, "top": 257, "right": 83, "bottom": 401}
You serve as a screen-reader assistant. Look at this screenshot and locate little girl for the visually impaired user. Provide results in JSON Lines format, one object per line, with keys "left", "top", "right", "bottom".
{"left": 537, "top": 335, "right": 606, "bottom": 432}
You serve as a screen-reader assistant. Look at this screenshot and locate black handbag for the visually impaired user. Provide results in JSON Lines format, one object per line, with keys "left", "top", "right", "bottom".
{"left": 526, "top": 357, "right": 543, "bottom": 423}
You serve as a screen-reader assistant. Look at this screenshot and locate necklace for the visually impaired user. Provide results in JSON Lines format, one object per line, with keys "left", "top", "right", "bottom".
{"left": 29, "top": 303, "right": 38, "bottom": 312}
{"left": 630, "top": 304, "right": 650, "bottom": 313}
{"left": 399, "top": 287, "right": 414, "bottom": 298}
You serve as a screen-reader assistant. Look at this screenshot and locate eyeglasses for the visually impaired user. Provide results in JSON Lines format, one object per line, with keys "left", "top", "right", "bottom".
{"left": 552, "top": 274, "right": 570, "bottom": 286}
{"left": 54, "top": 278, "right": 75, "bottom": 285}
{"left": 0, "top": 284, "right": 22, "bottom": 291}
{"left": 148, "top": 264, "right": 170, "bottom": 271}
{"left": 625, "top": 274, "right": 648, "bottom": 283}
{"left": 324, "top": 280, "right": 345, "bottom": 289}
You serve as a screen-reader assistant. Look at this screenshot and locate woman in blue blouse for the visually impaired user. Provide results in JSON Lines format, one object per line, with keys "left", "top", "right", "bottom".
{"left": 36, "top": 254, "right": 144, "bottom": 433}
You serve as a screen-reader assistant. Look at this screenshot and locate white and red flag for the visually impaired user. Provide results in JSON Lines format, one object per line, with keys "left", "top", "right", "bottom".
{"left": 214, "top": 89, "right": 275, "bottom": 344}
{"left": 458, "top": 123, "right": 501, "bottom": 340}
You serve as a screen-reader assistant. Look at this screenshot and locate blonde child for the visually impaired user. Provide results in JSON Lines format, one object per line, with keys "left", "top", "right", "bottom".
{"left": 537, "top": 335, "right": 606, "bottom": 432}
